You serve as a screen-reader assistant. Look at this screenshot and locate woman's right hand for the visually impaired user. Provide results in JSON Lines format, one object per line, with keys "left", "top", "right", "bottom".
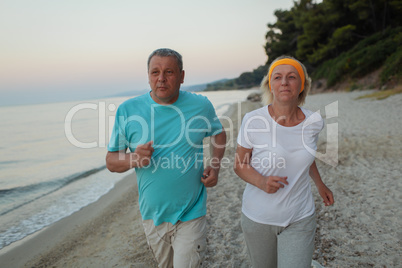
{"left": 234, "top": 145, "right": 288, "bottom": 194}
{"left": 260, "top": 176, "right": 288, "bottom": 193}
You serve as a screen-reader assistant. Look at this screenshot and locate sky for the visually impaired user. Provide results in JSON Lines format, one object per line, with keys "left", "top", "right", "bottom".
{"left": 0, "top": 0, "right": 296, "bottom": 106}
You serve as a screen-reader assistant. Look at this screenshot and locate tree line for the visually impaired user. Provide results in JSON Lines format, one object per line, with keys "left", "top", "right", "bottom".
{"left": 205, "top": 0, "right": 402, "bottom": 91}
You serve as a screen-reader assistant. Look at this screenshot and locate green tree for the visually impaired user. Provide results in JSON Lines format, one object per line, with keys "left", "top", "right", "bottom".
{"left": 264, "top": 8, "right": 300, "bottom": 64}
{"left": 265, "top": 0, "right": 402, "bottom": 67}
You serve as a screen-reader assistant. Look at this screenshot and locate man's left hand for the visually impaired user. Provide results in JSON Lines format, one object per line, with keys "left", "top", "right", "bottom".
{"left": 201, "top": 166, "right": 219, "bottom": 187}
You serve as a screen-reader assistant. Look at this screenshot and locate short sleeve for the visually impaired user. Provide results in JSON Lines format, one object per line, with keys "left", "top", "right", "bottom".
{"left": 303, "top": 110, "right": 324, "bottom": 133}
{"left": 204, "top": 98, "right": 223, "bottom": 137}
{"left": 237, "top": 113, "right": 253, "bottom": 149}
{"left": 301, "top": 110, "right": 324, "bottom": 147}
{"left": 107, "top": 106, "right": 129, "bottom": 152}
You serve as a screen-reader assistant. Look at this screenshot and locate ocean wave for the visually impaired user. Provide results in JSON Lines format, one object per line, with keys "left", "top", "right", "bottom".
{"left": 0, "top": 166, "right": 106, "bottom": 216}
{"left": 0, "top": 160, "right": 23, "bottom": 166}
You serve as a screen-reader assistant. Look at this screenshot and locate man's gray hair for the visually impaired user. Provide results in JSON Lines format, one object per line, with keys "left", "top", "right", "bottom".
{"left": 147, "top": 48, "right": 183, "bottom": 71}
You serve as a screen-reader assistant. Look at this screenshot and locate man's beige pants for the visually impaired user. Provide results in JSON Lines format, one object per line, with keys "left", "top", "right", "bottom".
{"left": 142, "top": 216, "right": 207, "bottom": 268}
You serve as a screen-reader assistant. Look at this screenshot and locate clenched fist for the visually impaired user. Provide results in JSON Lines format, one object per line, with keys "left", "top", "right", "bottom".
{"left": 131, "top": 141, "right": 154, "bottom": 168}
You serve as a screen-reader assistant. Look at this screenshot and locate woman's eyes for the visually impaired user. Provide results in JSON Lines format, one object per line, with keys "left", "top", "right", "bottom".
{"left": 274, "top": 75, "right": 296, "bottom": 79}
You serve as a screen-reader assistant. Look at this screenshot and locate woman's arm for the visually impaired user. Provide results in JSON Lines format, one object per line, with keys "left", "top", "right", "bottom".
{"left": 309, "top": 161, "right": 334, "bottom": 206}
{"left": 233, "top": 144, "right": 288, "bottom": 194}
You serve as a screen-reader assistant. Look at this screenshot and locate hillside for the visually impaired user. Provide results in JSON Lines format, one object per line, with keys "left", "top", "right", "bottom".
{"left": 205, "top": 0, "right": 402, "bottom": 93}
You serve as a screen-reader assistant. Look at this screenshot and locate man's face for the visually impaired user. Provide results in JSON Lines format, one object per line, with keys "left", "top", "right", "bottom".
{"left": 148, "top": 56, "right": 185, "bottom": 105}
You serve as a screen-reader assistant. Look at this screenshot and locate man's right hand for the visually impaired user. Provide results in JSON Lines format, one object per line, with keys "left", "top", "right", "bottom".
{"left": 132, "top": 141, "right": 154, "bottom": 167}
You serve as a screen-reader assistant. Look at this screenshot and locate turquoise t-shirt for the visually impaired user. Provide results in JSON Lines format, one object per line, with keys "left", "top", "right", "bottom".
{"left": 108, "top": 91, "right": 223, "bottom": 226}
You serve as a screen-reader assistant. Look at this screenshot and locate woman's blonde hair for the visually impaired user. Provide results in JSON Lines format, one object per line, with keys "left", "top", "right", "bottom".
{"left": 261, "top": 56, "right": 311, "bottom": 106}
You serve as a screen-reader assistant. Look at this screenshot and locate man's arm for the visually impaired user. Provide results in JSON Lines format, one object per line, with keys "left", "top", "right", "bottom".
{"left": 201, "top": 128, "right": 226, "bottom": 187}
{"left": 210, "top": 128, "right": 226, "bottom": 169}
{"left": 106, "top": 141, "right": 154, "bottom": 173}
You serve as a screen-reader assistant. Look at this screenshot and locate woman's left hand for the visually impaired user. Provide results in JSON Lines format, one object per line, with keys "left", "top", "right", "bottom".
{"left": 317, "top": 184, "right": 334, "bottom": 206}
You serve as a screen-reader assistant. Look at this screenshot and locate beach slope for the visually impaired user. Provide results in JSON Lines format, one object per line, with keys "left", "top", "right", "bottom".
{"left": 1, "top": 90, "right": 401, "bottom": 267}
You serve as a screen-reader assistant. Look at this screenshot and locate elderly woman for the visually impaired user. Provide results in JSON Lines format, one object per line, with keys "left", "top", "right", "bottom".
{"left": 234, "top": 56, "right": 334, "bottom": 268}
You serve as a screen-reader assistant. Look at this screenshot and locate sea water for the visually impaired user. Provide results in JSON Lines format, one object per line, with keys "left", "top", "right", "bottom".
{"left": 0, "top": 89, "right": 255, "bottom": 249}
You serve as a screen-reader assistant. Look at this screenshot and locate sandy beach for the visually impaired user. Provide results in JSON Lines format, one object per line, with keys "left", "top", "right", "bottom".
{"left": 0, "top": 89, "right": 401, "bottom": 267}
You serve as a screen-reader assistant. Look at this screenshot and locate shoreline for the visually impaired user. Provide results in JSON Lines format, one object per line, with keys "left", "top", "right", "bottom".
{"left": 1, "top": 89, "right": 401, "bottom": 267}
{"left": 0, "top": 171, "right": 149, "bottom": 267}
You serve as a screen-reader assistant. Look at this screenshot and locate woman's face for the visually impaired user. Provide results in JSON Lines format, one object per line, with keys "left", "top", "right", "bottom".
{"left": 270, "top": 64, "right": 302, "bottom": 104}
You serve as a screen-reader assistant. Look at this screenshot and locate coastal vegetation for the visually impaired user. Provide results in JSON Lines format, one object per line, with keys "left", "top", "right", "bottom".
{"left": 356, "top": 86, "right": 402, "bottom": 100}
{"left": 205, "top": 0, "right": 402, "bottom": 92}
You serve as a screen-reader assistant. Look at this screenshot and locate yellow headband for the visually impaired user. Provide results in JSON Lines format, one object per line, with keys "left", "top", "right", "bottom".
{"left": 268, "top": 58, "right": 305, "bottom": 93}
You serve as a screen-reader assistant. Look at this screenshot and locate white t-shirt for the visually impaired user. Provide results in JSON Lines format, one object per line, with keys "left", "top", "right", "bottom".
{"left": 237, "top": 105, "right": 324, "bottom": 227}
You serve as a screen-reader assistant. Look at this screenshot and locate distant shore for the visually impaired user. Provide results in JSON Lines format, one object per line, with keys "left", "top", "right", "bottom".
{"left": 0, "top": 89, "right": 401, "bottom": 267}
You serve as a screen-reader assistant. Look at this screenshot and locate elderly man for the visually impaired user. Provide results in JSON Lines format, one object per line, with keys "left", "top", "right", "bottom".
{"left": 106, "top": 48, "right": 226, "bottom": 267}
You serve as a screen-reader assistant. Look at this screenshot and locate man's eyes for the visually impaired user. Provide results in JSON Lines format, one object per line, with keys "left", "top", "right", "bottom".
{"left": 151, "top": 70, "right": 173, "bottom": 74}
